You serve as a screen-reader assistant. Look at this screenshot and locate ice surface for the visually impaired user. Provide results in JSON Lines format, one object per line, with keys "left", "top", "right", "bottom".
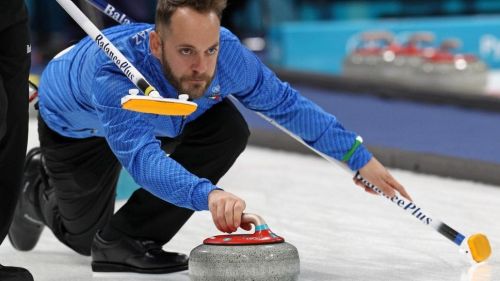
{"left": 1, "top": 119, "right": 498, "bottom": 281}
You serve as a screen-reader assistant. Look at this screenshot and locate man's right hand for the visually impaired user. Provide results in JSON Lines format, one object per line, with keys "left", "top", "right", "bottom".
{"left": 208, "top": 189, "right": 248, "bottom": 233}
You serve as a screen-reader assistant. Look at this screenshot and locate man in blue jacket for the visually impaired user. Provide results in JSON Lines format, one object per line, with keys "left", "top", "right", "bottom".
{"left": 9, "top": 0, "right": 411, "bottom": 275}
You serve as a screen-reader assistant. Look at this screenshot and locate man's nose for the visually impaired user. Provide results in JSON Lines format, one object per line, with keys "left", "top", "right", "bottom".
{"left": 191, "top": 54, "right": 208, "bottom": 74}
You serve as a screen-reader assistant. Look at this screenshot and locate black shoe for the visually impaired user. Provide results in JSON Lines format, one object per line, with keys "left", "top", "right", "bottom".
{"left": 91, "top": 232, "right": 189, "bottom": 274}
{"left": 0, "top": 264, "right": 34, "bottom": 281}
{"left": 8, "top": 148, "right": 45, "bottom": 251}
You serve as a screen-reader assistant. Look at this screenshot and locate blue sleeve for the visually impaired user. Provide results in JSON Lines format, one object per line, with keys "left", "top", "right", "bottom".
{"left": 230, "top": 46, "right": 372, "bottom": 171}
{"left": 91, "top": 66, "right": 216, "bottom": 210}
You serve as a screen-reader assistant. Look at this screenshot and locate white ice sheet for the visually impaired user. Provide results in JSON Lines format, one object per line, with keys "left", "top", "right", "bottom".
{"left": 1, "top": 120, "right": 498, "bottom": 281}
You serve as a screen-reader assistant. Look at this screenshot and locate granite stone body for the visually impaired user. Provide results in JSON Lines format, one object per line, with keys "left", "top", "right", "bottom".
{"left": 189, "top": 242, "right": 300, "bottom": 281}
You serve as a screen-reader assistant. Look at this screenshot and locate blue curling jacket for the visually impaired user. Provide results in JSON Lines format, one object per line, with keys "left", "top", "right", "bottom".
{"left": 38, "top": 23, "right": 372, "bottom": 211}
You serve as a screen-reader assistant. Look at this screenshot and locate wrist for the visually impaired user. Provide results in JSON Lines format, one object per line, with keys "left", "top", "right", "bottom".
{"left": 208, "top": 187, "right": 224, "bottom": 200}
{"left": 347, "top": 144, "right": 372, "bottom": 171}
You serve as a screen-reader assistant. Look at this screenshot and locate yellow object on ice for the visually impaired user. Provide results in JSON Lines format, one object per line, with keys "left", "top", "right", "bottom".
{"left": 468, "top": 233, "right": 491, "bottom": 263}
{"left": 121, "top": 95, "right": 197, "bottom": 116}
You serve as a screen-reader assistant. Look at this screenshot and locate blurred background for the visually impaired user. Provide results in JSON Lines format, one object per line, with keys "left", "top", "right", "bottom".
{"left": 25, "top": 0, "right": 500, "bottom": 196}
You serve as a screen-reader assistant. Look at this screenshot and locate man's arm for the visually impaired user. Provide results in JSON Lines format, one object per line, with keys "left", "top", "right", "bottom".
{"left": 229, "top": 45, "right": 370, "bottom": 170}
{"left": 92, "top": 67, "right": 250, "bottom": 231}
{"left": 227, "top": 43, "right": 411, "bottom": 200}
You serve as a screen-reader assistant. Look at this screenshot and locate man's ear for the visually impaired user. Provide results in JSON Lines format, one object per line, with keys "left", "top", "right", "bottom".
{"left": 150, "top": 30, "right": 162, "bottom": 59}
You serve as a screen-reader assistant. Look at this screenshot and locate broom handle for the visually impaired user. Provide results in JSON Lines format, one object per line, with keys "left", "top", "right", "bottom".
{"left": 56, "top": 0, "right": 157, "bottom": 97}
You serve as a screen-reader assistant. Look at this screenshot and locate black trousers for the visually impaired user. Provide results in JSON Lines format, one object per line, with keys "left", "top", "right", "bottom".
{"left": 37, "top": 99, "right": 250, "bottom": 255}
{"left": 0, "top": 13, "right": 30, "bottom": 244}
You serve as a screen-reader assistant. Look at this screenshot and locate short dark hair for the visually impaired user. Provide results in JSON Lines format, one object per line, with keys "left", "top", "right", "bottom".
{"left": 155, "top": 0, "right": 227, "bottom": 31}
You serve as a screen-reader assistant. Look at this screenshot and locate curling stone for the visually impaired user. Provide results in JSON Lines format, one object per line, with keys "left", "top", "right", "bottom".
{"left": 189, "top": 213, "right": 300, "bottom": 281}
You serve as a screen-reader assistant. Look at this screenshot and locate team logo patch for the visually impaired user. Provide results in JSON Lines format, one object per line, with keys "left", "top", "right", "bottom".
{"left": 208, "top": 85, "right": 221, "bottom": 100}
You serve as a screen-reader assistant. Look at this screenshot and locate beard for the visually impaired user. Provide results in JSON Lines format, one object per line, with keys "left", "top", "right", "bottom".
{"left": 160, "top": 50, "right": 213, "bottom": 100}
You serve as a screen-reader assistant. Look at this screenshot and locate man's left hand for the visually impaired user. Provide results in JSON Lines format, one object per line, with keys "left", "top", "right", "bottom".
{"left": 354, "top": 157, "right": 412, "bottom": 201}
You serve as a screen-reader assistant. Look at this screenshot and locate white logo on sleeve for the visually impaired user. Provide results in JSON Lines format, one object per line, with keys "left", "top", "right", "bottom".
{"left": 26, "top": 44, "right": 31, "bottom": 54}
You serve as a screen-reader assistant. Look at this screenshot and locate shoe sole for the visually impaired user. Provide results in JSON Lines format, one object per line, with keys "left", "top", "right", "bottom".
{"left": 91, "top": 261, "right": 188, "bottom": 274}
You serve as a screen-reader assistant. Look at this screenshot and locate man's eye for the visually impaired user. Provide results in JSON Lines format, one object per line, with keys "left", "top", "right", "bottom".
{"left": 180, "top": 48, "right": 193, "bottom": 55}
{"left": 207, "top": 47, "right": 218, "bottom": 55}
